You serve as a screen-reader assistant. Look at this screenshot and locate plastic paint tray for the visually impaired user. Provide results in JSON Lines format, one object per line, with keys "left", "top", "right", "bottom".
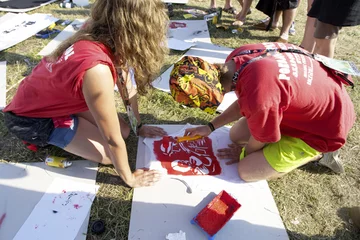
{"left": 191, "top": 190, "right": 241, "bottom": 239}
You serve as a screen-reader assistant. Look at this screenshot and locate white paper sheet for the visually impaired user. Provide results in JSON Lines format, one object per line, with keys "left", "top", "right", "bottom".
{"left": 129, "top": 125, "right": 288, "bottom": 240}
{"left": 0, "top": 61, "right": 6, "bottom": 109}
{"left": 38, "top": 19, "right": 86, "bottom": 56}
{"left": 216, "top": 91, "right": 238, "bottom": 113}
{"left": 0, "top": 161, "right": 98, "bottom": 240}
{"left": 0, "top": 13, "right": 58, "bottom": 52}
{"left": 168, "top": 20, "right": 211, "bottom": 44}
{"left": 13, "top": 178, "right": 99, "bottom": 240}
{"left": 167, "top": 38, "right": 195, "bottom": 51}
{"left": 0, "top": 0, "right": 57, "bottom": 13}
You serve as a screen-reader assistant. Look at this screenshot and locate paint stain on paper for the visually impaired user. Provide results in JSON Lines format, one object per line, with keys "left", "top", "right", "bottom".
{"left": 73, "top": 204, "right": 82, "bottom": 209}
{"left": 62, "top": 190, "right": 67, "bottom": 193}
{"left": 52, "top": 197, "right": 57, "bottom": 204}
{"left": 153, "top": 136, "right": 221, "bottom": 176}
{"left": 62, "top": 192, "right": 78, "bottom": 206}
{"left": 0, "top": 213, "right": 6, "bottom": 229}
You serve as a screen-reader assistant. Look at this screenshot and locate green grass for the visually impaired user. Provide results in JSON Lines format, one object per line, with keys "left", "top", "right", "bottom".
{"left": 1, "top": 0, "right": 360, "bottom": 239}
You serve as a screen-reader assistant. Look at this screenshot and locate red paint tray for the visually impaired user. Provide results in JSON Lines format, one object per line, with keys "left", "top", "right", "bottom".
{"left": 191, "top": 190, "right": 241, "bottom": 239}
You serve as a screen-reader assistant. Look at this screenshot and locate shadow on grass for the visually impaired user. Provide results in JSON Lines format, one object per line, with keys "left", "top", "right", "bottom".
{"left": 0, "top": 52, "right": 41, "bottom": 76}
{"left": 53, "top": 8, "right": 90, "bottom": 17}
{"left": 298, "top": 161, "right": 342, "bottom": 176}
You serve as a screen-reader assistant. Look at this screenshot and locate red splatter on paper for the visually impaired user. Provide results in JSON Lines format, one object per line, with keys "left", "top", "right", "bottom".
{"left": 0, "top": 213, "right": 6, "bottom": 229}
{"left": 73, "top": 204, "right": 82, "bottom": 209}
{"left": 62, "top": 190, "right": 67, "bottom": 193}
{"left": 153, "top": 136, "right": 221, "bottom": 176}
{"left": 52, "top": 197, "right": 57, "bottom": 204}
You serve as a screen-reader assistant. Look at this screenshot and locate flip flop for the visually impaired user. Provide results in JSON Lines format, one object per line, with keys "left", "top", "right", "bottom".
{"left": 253, "top": 21, "right": 277, "bottom": 31}
{"left": 207, "top": 7, "right": 217, "bottom": 13}
{"left": 223, "top": 7, "right": 237, "bottom": 14}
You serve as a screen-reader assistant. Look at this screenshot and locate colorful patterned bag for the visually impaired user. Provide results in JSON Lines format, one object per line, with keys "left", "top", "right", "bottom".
{"left": 169, "top": 56, "right": 224, "bottom": 114}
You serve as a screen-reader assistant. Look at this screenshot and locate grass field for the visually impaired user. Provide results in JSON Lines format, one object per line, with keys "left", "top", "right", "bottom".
{"left": 0, "top": 0, "right": 359, "bottom": 239}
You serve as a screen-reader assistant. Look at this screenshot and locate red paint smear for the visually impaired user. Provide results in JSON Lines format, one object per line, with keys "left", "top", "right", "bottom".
{"left": 153, "top": 136, "right": 221, "bottom": 176}
{"left": 73, "top": 204, "right": 82, "bottom": 209}
{"left": 62, "top": 190, "right": 67, "bottom": 193}
{"left": 0, "top": 213, "right": 6, "bottom": 229}
{"left": 195, "top": 191, "right": 241, "bottom": 236}
{"left": 52, "top": 197, "right": 57, "bottom": 204}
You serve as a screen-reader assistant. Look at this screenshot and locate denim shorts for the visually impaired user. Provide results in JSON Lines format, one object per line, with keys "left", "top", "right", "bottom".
{"left": 48, "top": 115, "right": 79, "bottom": 148}
{"left": 4, "top": 112, "right": 78, "bottom": 149}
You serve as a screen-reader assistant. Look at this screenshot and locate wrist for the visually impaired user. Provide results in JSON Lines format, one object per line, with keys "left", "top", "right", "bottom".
{"left": 136, "top": 122, "right": 143, "bottom": 135}
{"left": 207, "top": 122, "right": 215, "bottom": 132}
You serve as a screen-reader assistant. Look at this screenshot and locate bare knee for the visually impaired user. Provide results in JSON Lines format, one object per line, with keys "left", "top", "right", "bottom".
{"left": 237, "top": 167, "right": 258, "bottom": 182}
{"left": 121, "top": 123, "right": 130, "bottom": 139}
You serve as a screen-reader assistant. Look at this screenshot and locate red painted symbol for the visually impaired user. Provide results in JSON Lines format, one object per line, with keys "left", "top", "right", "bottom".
{"left": 153, "top": 136, "right": 221, "bottom": 176}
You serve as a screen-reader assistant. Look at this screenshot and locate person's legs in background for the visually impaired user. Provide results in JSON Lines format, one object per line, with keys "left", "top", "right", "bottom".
{"left": 277, "top": 8, "right": 297, "bottom": 43}
{"left": 233, "top": 0, "right": 253, "bottom": 26}
{"left": 210, "top": 0, "right": 217, "bottom": 9}
{"left": 313, "top": 20, "right": 341, "bottom": 58}
{"left": 300, "top": 0, "right": 316, "bottom": 52}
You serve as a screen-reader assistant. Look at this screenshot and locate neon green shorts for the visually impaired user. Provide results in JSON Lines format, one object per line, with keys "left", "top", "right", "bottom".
{"left": 263, "top": 135, "right": 320, "bottom": 173}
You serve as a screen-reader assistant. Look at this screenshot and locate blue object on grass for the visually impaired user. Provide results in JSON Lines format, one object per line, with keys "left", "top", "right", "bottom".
{"left": 35, "top": 29, "right": 61, "bottom": 39}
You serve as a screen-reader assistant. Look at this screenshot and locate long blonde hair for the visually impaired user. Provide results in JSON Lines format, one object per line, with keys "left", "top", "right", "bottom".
{"left": 47, "top": 0, "right": 169, "bottom": 95}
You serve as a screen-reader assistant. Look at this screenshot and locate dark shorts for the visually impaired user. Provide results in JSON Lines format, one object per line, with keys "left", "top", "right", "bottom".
{"left": 314, "top": 19, "right": 342, "bottom": 39}
{"left": 4, "top": 112, "right": 78, "bottom": 148}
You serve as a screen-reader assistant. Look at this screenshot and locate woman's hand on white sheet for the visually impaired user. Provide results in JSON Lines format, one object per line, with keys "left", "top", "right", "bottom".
{"left": 184, "top": 125, "right": 212, "bottom": 137}
{"left": 126, "top": 168, "right": 161, "bottom": 188}
{"left": 138, "top": 125, "right": 167, "bottom": 138}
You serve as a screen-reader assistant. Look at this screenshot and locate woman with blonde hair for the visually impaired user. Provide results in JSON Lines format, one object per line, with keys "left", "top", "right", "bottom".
{"left": 3, "top": 0, "right": 169, "bottom": 188}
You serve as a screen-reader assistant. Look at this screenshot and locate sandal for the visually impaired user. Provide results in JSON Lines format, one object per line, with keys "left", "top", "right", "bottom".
{"left": 223, "top": 7, "right": 237, "bottom": 14}
{"left": 253, "top": 21, "right": 277, "bottom": 31}
{"left": 207, "top": 7, "right": 217, "bottom": 13}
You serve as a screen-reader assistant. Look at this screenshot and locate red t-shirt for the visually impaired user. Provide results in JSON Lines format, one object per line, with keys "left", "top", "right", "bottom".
{"left": 4, "top": 40, "right": 117, "bottom": 118}
{"left": 226, "top": 42, "right": 356, "bottom": 152}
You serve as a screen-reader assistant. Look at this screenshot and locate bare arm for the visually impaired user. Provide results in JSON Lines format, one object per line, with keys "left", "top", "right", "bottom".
{"left": 83, "top": 65, "right": 133, "bottom": 183}
{"left": 83, "top": 65, "right": 160, "bottom": 187}
{"left": 185, "top": 101, "right": 243, "bottom": 137}
{"left": 210, "top": 100, "right": 242, "bottom": 129}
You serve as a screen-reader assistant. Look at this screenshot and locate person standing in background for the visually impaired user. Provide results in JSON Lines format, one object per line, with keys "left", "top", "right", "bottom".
{"left": 301, "top": 0, "right": 360, "bottom": 58}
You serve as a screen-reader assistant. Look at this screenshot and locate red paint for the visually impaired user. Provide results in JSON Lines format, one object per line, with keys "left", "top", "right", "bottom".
{"left": 153, "top": 136, "right": 221, "bottom": 176}
{"left": 52, "top": 197, "right": 57, "bottom": 204}
{"left": 169, "top": 22, "right": 187, "bottom": 29}
{"left": 0, "top": 213, "right": 6, "bottom": 229}
{"left": 194, "top": 190, "right": 241, "bottom": 236}
{"left": 73, "top": 204, "right": 82, "bottom": 209}
{"left": 62, "top": 190, "right": 67, "bottom": 193}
